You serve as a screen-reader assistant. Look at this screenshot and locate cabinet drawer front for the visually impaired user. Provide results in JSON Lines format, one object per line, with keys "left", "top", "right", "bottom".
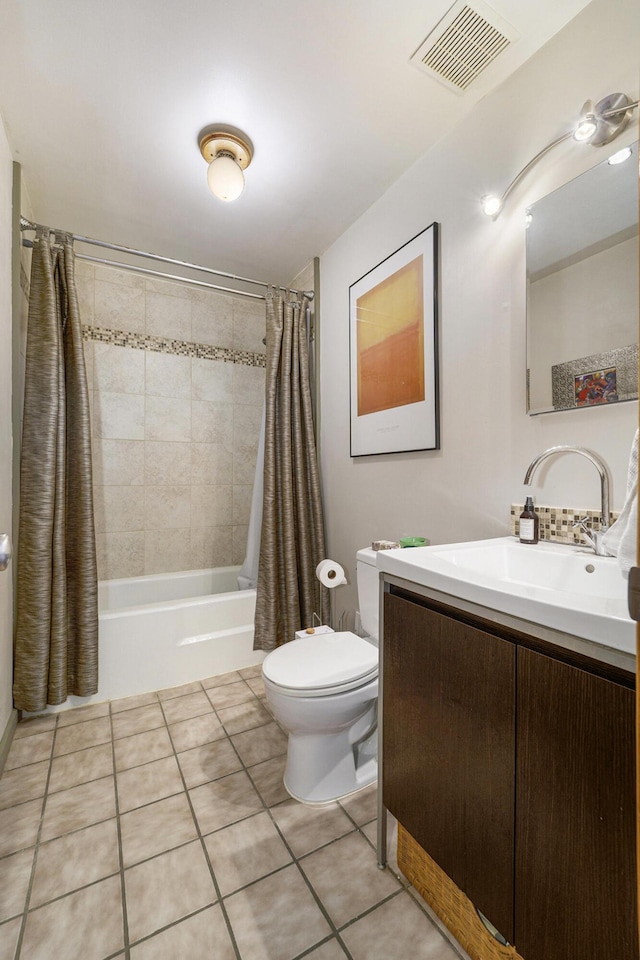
{"left": 383, "top": 592, "right": 516, "bottom": 943}
{"left": 515, "top": 648, "right": 638, "bottom": 960}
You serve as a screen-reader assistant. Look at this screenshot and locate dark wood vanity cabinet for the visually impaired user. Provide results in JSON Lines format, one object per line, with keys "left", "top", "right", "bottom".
{"left": 383, "top": 587, "right": 638, "bottom": 960}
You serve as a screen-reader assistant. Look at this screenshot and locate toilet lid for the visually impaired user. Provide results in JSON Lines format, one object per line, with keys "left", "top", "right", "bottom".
{"left": 262, "top": 631, "right": 378, "bottom": 691}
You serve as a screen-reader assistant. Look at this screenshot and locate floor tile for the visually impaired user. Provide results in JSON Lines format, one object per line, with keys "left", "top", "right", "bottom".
{"left": 0, "top": 916, "right": 22, "bottom": 960}
{"left": 53, "top": 717, "right": 112, "bottom": 757}
{"left": 304, "top": 939, "right": 350, "bottom": 959}
{"left": 113, "top": 726, "right": 173, "bottom": 772}
{"left": 30, "top": 818, "right": 119, "bottom": 908}
{"left": 0, "top": 798, "right": 43, "bottom": 857}
{"left": 238, "top": 664, "right": 263, "bottom": 679}
{"left": 217, "top": 699, "right": 271, "bottom": 735}
{"left": 190, "top": 770, "right": 264, "bottom": 835}
{"left": 112, "top": 702, "right": 166, "bottom": 740}
{"left": 205, "top": 679, "right": 255, "bottom": 709}
{"left": 20, "top": 874, "right": 123, "bottom": 960}
{"left": 168, "top": 712, "right": 225, "bottom": 752}
{"left": 40, "top": 776, "right": 116, "bottom": 841}
{"left": 161, "top": 691, "right": 213, "bottom": 725}
{"left": 49, "top": 743, "right": 113, "bottom": 793}
{"left": 110, "top": 691, "right": 159, "bottom": 714}
{"left": 5, "top": 731, "right": 54, "bottom": 770}
{"left": 0, "top": 760, "right": 48, "bottom": 810}
{"left": 340, "top": 890, "right": 459, "bottom": 959}
{"left": 57, "top": 701, "right": 110, "bottom": 727}
{"left": 13, "top": 715, "right": 57, "bottom": 740}
{"left": 0, "top": 847, "right": 34, "bottom": 921}
{"left": 158, "top": 680, "right": 204, "bottom": 701}
{"left": 246, "top": 676, "right": 266, "bottom": 699}
{"left": 202, "top": 670, "right": 243, "bottom": 689}
{"left": 120, "top": 793, "right": 197, "bottom": 867}
{"left": 271, "top": 799, "right": 355, "bottom": 858}
{"left": 339, "top": 781, "right": 378, "bottom": 825}
{"left": 247, "top": 755, "right": 290, "bottom": 807}
{"left": 177, "top": 738, "right": 241, "bottom": 789}
{"left": 300, "top": 832, "right": 401, "bottom": 928}
{"left": 231, "top": 721, "right": 288, "bottom": 767}
{"left": 225, "top": 863, "right": 331, "bottom": 960}
{"left": 116, "top": 755, "right": 184, "bottom": 812}
{"left": 125, "top": 840, "right": 216, "bottom": 943}
{"left": 129, "top": 904, "right": 235, "bottom": 960}
{"left": 203, "top": 811, "right": 292, "bottom": 896}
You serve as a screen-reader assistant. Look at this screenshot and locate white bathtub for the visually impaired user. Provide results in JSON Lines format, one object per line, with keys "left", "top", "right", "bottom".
{"left": 96, "top": 566, "right": 263, "bottom": 702}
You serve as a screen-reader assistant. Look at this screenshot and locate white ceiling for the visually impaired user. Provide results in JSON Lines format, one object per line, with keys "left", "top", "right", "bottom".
{"left": 0, "top": 0, "right": 593, "bottom": 286}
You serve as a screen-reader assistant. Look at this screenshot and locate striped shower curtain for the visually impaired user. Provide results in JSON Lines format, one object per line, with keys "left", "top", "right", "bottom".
{"left": 253, "top": 290, "right": 330, "bottom": 650}
{"left": 13, "top": 228, "right": 98, "bottom": 711}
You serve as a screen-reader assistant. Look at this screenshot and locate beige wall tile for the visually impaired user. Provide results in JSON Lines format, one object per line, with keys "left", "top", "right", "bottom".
{"left": 190, "top": 526, "right": 233, "bottom": 569}
{"left": 94, "top": 343, "right": 145, "bottom": 395}
{"left": 93, "top": 439, "right": 145, "bottom": 486}
{"left": 96, "top": 531, "right": 145, "bottom": 580}
{"left": 144, "top": 441, "right": 192, "bottom": 485}
{"left": 75, "top": 274, "right": 95, "bottom": 324}
{"left": 75, "top": 259, "right": 95, "bottom": 281}
{"left": 94, "top": 265, "right": 145, "bottom": 288}
{"left": 191, "top": 294, "right": 233, "bottom": 348}
{"left": 233, "top": 403, "right": 262, "bottom": 452}
{"left": 93, "top": 486, "right": 145, "bottom": 533}
{"left": 145, "top": 352, "right": 191, "bottom": 399}
{"left": 233, "top": 444, "right": 258, "bottom": 485}
{"left": 233, "top": 365, "right": 264, "bottom": 405}
{"left": 93, "top": 391, "right": 145, "bottom": 440}
{"left": 144, "top": 530, "right": 192, "bottom": 575}
{"left": 191, "top": 443, "right": 232, "bottom": 485}
{"left": 191, "top": 358, "right": 233, "bottom": 402}
{"left": 192, "top": 401, "right": 233, "bottom": 446}
{"left": 83, "top": 340, "right": 94, "bottom": 392}
{"left": 95, "top": 278, "right": 145, "bottom": 334}
{"left": 232, "top": 525, "right": 249, "bottom": 565}
{"left": 190, "top": 485, "right": 233, "bottom": 527}
{"left": 232, "top": 485, "right": 253, "bottom": 526}
{"left": 232, "top": 297, "right": 266, "bottom": 354}
{"left": 146, "top": 290, "right": 191, "bottom": 340}
{"left": 145, "top": 277, "right": 196, "bottom": 300}
{"left": 145, "top": 396, "right": 191, "bottom": 442}
{"left": 144, "top": 486, "right": 191, "bottom": 530}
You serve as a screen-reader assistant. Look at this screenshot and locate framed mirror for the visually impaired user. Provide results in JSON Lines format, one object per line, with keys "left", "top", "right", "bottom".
{"left": 526, "top": 142, "right": 638, "bottom": 415}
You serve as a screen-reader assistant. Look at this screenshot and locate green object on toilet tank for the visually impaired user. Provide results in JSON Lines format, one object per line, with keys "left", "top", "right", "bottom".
{"left": 399, "top": 536, "right": 428, "bottom": 548}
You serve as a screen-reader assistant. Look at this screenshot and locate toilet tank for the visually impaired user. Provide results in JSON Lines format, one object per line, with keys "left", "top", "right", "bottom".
{"left": 356, "top": 547, "right": 379, "bottom": 642}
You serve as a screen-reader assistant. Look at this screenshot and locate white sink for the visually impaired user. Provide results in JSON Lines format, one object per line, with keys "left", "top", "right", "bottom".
{"left": 376, "top": 537, "right": 635, "bottom": 655}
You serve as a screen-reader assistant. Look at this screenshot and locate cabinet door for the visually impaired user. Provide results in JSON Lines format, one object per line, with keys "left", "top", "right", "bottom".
{"left": 515, "top": 648, "right": 637, "bottom": 960}
{"left": 383, "top": 592, "right": 516, "bottom": 942}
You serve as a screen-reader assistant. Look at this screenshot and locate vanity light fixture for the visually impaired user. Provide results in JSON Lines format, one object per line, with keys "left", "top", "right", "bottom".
{"left": 482, "top": 92, "right": 638, "bottom": 219}
{"left": 198, "top": 129, "right": 253, "bottom": 202}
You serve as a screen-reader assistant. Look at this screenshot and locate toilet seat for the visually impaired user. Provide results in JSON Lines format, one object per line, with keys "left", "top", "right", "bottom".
{"left": 262, "top": 631, "right": 378, "bottom": 698}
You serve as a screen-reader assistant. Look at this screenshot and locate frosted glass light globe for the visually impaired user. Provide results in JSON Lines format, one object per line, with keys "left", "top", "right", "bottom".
{"left": 207, "top": 155, "right": 245, "bottom": 202}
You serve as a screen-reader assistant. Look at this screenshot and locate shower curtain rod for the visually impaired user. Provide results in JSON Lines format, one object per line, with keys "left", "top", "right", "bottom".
{"left": 19, "top": 217, "right": 314, "bottom": 301}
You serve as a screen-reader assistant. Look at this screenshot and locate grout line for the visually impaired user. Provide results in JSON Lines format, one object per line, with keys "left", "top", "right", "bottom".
{"left": 109, "top": 703, "right": 131, "bottom": 960}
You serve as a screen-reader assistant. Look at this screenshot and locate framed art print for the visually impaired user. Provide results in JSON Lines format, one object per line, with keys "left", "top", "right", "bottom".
{"left": 349, "top": 223, "right": 439, "bottom": 456}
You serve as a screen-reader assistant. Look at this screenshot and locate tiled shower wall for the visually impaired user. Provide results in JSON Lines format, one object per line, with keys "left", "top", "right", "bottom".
{"left": 75, "top": 260, "right": 266, "bottom": 580}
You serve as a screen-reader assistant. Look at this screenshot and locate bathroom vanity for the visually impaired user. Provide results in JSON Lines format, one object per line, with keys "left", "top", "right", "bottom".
{"left": 376, "top": 540, "right": 637, "bottom": 960}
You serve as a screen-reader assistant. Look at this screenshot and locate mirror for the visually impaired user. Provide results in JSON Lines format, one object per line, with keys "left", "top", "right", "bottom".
{"left": 526, "top": 142, "right": 638, "bottom": 415}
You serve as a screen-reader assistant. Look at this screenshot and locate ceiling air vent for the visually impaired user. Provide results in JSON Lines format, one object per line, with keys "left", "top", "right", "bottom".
{"left": 411, "top": 0, "right": 519, "bottom": 94}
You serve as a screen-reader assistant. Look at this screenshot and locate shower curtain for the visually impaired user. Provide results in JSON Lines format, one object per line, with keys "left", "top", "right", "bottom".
{"left": 253, "top": 289, "right": 330, "bottom": 651}
{"left": 14, "top": 228, "right": 98, "bottom": 712}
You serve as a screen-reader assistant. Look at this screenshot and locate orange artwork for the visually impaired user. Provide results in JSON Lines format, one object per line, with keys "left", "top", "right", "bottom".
{"left": 356, "top": 255, "right": 424, "bottom": 417}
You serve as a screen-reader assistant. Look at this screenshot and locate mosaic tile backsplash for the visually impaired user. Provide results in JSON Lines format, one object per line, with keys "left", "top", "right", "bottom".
{"left": 510, "top": 504, "right": 620, "bottom": 545}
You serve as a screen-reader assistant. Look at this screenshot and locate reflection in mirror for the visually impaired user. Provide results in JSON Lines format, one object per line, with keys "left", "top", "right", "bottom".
{"left": 526, "top": 142, "right": 638, "bottom": 415}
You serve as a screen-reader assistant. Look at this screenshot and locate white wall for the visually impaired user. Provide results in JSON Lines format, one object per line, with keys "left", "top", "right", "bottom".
{"left": 0, "top": 116, "right": 14, "bottom": 737}
{"left": 319, "top": 0, "right": 638, "bottom": 617}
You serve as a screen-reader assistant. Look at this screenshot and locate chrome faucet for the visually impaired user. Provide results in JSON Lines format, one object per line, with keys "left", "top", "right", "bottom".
{"left": 523, "top": 446, "right": 611, "bottom": 556}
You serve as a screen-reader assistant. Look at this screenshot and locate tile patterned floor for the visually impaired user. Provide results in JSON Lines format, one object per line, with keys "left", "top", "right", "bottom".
{"left": 0, "top": 668, "right": 465, "bottom": 960}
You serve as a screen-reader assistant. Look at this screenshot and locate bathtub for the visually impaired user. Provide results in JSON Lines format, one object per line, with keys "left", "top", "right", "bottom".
{"left": 96, "top": 566, "right": 263, "bottom": 702}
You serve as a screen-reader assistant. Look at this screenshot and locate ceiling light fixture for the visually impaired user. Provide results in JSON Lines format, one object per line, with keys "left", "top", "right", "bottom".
{"left": 199, "top": 130, "right": 253, "bottom": 202}
{"left": 608, "top": 145, "right": 633, "bottom": 165}
{"left": 482, "top": 92, "right": 638, "bottom": 219}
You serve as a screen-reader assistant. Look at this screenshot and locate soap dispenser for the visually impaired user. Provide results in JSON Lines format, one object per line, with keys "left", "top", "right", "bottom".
{"left": 519, "top": 496, "right": 539, "bottom": 544}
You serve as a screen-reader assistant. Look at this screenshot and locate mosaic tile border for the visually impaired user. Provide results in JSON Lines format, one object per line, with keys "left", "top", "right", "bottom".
{"left": 510, "top": 503, "right": 620, "bottom": 545}
{"left": 82, "top": 324, "right": 266, "bottom": 368}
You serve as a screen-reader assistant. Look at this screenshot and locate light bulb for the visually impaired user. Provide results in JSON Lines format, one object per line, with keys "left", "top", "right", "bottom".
{"left": 574, "top": 101, "right": 598, "bottom": 143}
{"left": 207, "top": 154, "right": 245, "bottom": 202}
{"left": 607, "top": 146, "right": 632, "bottom": 165}
{"left": 481, "top": 195, "right": 503, "bottom": 218}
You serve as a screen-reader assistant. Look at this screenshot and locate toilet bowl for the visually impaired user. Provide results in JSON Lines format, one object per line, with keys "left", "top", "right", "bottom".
{"left": 262, "top": 547, "right": 379, "bottom": 804}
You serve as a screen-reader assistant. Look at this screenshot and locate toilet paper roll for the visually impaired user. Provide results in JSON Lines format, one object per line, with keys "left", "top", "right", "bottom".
{"left": 316, "top": 559, "right": 347, "bottom": 588}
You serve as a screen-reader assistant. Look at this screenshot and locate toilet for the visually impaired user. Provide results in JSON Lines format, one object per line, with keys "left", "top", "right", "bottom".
{"left": 262, "top": 547, "right": 379, "bottom": 804}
